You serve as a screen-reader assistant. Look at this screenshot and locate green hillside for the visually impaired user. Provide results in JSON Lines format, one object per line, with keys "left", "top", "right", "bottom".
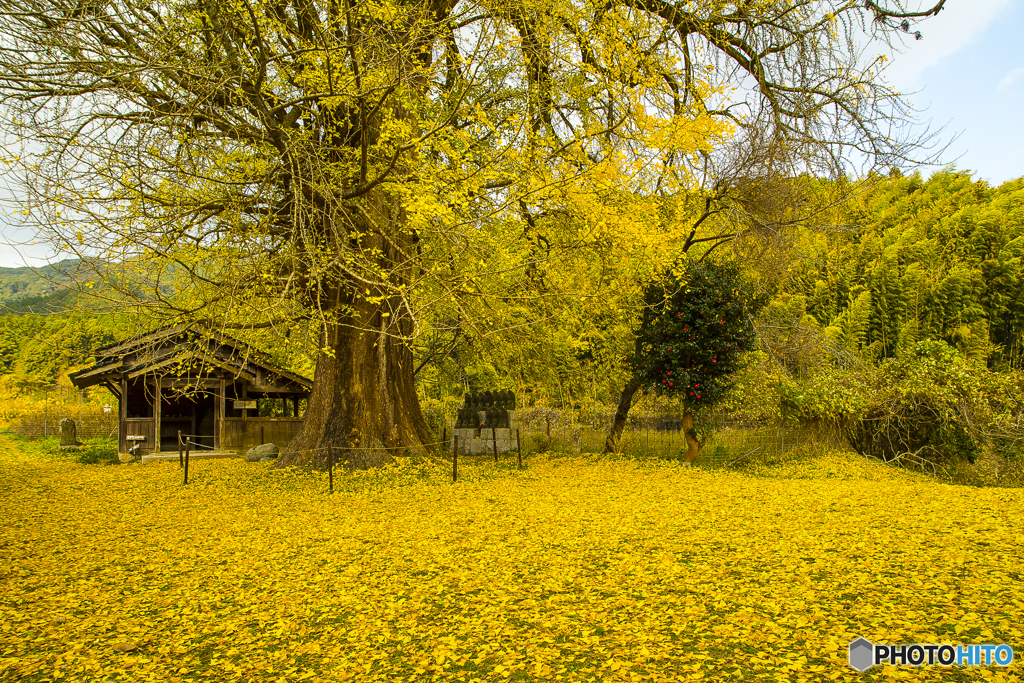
{"left": 0, "top": 262, "right": 77, "bottom": 309}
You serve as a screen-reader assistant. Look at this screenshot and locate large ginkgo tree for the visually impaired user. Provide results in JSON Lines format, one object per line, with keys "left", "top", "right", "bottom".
{"left": 0, "top": 0, "right": 944, "bottom": 467}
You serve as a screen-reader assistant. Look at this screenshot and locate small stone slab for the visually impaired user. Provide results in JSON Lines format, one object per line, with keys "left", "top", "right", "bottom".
{"left": 59, "top": 417, "right": 82, "bottom": 451}
{"left": 245, "top": 443, "right": 279, "bottom": 462}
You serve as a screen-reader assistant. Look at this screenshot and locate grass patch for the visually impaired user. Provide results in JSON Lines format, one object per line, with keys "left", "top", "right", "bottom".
{"left": 3, "top": 431, "right": 119, "bottom": 465}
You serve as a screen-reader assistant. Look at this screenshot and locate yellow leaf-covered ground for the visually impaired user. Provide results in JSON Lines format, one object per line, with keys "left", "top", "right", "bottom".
{"left": 1, "top": 434, "right": 1021, "bottom": 682}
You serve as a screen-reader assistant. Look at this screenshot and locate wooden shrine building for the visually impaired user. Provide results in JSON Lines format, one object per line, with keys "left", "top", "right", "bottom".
{"left": 70, "top": 326, "right": 312, "bottom": 460}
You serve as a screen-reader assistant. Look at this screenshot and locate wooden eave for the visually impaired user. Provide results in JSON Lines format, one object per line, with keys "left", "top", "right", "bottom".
{"left": 71, "top": 327, "right": 312, "bottom": 392}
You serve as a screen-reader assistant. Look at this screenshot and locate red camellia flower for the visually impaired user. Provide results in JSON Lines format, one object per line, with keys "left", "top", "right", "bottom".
{"left": 696, "top": 394, "right": 701, "bottom": 398}
{"left": 694, "top": 383, "right": 699, "bottom": 388}
{"left": 669, "top": 382, "right": 673, "bottom": 386}
{"left": 667, "top": 371, "right": 671, "bottom": 375}
{"left": 683, "top": 327, "right": 688, "bottom": 331}
{"left": 689, "top": 392, "right": 694, "bottom": 396}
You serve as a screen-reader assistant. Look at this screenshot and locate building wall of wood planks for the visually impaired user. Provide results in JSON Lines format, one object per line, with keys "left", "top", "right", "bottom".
{"left": 122, "top": 418, "right": 156, "bottom": 454}
{"left": 221, "top": 418, "right": 303, "bottom": 451}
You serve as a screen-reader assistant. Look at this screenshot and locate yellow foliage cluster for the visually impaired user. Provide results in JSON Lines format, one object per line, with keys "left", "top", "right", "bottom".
{"left": 1, "top": 435, "right": 1021, "bottom": 682}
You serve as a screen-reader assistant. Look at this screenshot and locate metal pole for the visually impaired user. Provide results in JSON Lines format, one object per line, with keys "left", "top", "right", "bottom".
{"left": 178, "top": 430, "right": 183, "bottom": 468}
{"left": 452, "top": 435, "right": 459, "bottom": 482}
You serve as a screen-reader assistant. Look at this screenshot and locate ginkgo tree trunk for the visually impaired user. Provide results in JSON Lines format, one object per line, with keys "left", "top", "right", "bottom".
{"left": 0, "top": 0, "right": 946, "bottom": 468}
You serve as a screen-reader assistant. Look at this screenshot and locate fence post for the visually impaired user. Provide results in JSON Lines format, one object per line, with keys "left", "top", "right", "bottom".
{"left": 178, "top": 430, "right": 183, "bottom": 468}
{"left": 517, "top": 428, "right": 522, "bottom": 468}
{"left": 328, "top": 444, "right": 334, "bottom": 494}
{"left": 184, "top": 439, "right": 190, "bottom": 485}
{"left": 492, "top": 426, "right": 498, "bottom": 461}
{"left": 452, "top": 435, "right": 459, "bottom": 483}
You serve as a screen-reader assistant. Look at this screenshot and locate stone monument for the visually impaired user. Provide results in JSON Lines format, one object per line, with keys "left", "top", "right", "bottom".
{"left": 451, "top": 390, "right": 518, "bottom": 454}
{"left": 59, "top": 418, "right": 81, "bottom": 451}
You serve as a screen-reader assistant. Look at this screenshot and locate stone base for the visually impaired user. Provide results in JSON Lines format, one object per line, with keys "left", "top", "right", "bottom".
{"left": 451, "top": 427, "right": 519, "bottom": 455}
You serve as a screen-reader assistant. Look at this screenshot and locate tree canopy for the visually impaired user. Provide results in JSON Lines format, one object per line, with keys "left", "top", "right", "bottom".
{"left": 0, "top": 0, "right": 946, "bottom": 466}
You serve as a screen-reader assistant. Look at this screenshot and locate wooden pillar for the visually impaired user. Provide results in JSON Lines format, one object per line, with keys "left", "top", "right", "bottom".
{"left": 154, "top": 380, "right": 162, "bottom": 453}
{"left": 120, "top": 375, "right": 127, "bottom": 454}
{"left": 218, "top": 379, "right": 226, "bottom": 451}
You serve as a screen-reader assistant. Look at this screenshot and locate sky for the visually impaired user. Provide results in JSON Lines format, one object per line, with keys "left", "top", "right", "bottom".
{"left": 1, "top": 0, "right": 1022, "bottom": 268}
{"left": 876, "top": 0, "right": 1024, "bottom": 185}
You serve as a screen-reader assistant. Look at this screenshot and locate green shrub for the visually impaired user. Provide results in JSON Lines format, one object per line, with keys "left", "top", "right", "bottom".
{"left": 846, "top": 340, "right": 987, "bottom": 467}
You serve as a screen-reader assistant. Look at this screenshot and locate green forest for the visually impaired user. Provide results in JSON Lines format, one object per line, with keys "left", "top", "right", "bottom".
{"left": 3, "top": 169, "right": 1023, "bottom": 483}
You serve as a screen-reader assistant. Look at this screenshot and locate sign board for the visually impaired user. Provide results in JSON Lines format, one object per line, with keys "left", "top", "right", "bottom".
{"left": 126, "top": 435, "right": 146, "bottom": 441}
{"left": 234, "top": 400, "right": 257, "bottom": 410}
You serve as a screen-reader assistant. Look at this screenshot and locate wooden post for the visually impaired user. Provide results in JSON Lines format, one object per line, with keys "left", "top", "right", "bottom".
{"left": 178, "top": 430, "right": 183, "bottom": 468}
{"left": 452, "top": 435, "right": 459, "bottom": 482}
{"left": 492, "top": 426, "right": 498, "bottom": 461}
{"left": 120, "top": 376, "right": 127, "bottom": 455}
{"left": 154, "top": 381, "right": 162, "bottom": 454}
{"left": 184, "top": 439, "right": 190, "bottom": 485}
{"left": 217, "top": 378, "right": 226, "bottom": 451}
{"left": 328, "top": 444, "right": 334, "bottom": 494}
{"left": 260, "top": 425, "right": 265, "bottom": 445}
{"left": 517, "top": 428, "right": 522, "bottom": 468}
{"left": 443, "top": 426, "right": 447, "bottom": 452}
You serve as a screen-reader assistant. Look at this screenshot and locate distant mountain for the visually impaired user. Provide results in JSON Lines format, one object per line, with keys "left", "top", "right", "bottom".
{"left": 0, "top": 262, "right": 72, "bottom": 299}
{"left": 0, "top": 259, "right": 177, "bottom": 315}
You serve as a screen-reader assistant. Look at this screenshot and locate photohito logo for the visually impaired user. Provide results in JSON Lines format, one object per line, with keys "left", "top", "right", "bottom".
{"left": 848, "top": 638, "right": 1015, "bottom": 671}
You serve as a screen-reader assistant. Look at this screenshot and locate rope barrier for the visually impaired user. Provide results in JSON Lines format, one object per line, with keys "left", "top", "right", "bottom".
{"left": 170, "top": 426, "right": 524, "bottom": 491}
{"left": 177, "top": 437, "right": 216, "bottom": 450}
{"left": 174, "top": 435, "right": 451, "bottom": 455}
{"left": 323, "top": 439, "right": 449, "bottom": 452}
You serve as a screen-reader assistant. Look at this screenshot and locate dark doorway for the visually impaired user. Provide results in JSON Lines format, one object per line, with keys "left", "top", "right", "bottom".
{"left": 193, "top": 392, "right": 217, "bottom": 450}
{"left": 160, "top": 390, "right": 218, "bottom": 450}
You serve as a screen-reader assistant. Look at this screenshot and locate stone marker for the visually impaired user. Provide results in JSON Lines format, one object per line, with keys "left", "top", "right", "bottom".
{"left": 245, "top": 443, "right": 279, "bottom": 462}
{"left": 450, "top": 390, "right": 519, "bottom": 455}
{"left": 59, "top": 418, "right": 81, "bottom": 451}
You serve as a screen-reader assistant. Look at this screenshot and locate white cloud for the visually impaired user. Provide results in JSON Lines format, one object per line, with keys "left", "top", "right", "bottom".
{"left": 997, "top": 66, "right": 1024, "bottom": 91}
{"left": 878, "top": 0, "right": 1012, "bottom": 90}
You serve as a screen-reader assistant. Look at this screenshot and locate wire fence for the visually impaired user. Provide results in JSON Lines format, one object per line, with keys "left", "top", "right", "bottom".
{"left": 423, "top": 402, "right": 815, "bottom": 467}
{"left": 10, "top": 409, "right": 119, "bottom": 440}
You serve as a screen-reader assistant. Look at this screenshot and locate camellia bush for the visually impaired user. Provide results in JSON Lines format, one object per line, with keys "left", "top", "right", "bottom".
{"left": 632, "top": 260, "right": 765, "bottom": 461}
